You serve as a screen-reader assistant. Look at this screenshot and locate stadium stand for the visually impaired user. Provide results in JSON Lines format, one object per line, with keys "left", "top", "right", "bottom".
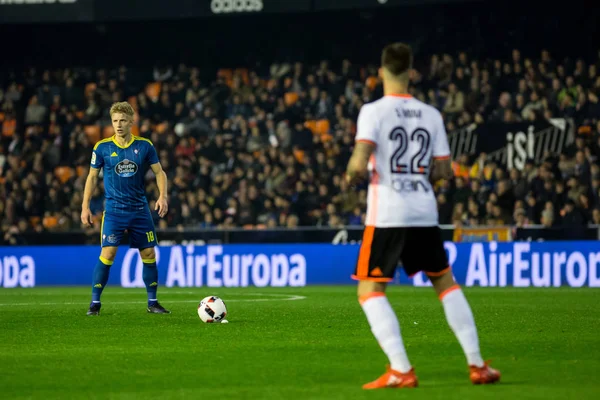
{"left": 1, "top": 3, "right": 599, "bottom": 245}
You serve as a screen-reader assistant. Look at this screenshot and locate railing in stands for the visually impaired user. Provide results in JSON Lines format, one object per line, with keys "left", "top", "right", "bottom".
{"left": 8, "top": 225, "right": 600, "bottom": 246}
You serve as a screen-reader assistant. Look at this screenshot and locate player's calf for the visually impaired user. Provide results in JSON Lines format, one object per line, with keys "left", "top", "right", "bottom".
{"left": 356, "top": 280, "right": 414, "bottom": 384}
{"left": 139, "top": 247, "right": 167, "bottom": 311}
{"left": 429, "top": 270, "right": 501, "bottom": 384}
{"left": 87, "top": 248, "right": 117, "bottom": 315}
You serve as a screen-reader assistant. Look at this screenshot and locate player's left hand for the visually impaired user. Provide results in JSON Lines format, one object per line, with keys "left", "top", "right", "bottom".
{"left": 345, "top": 171, "right": 354, "bottom": 185}
{"left": 155, "top": 197, "right": 168, "bottom": 218}
{"left": 345, "top": 171, "right": 363, "bottom": 187}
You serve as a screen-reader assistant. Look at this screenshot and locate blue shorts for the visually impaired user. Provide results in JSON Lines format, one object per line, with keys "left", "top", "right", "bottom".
{"left": 100, "top": 209, "right": 157, "bottom": 249}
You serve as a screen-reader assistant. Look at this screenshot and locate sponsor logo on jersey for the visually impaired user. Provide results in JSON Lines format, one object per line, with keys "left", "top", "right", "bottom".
{"left": 391, "top": 178, "right": 430, "bottom": 193}
{"left": 111, "top": 152, "right": 118, "bottom": 157}
{"left": 210, "top": 0, "right": 263, "bottom": 14}
{"left": 115, "top": 159, "right": 138, "bottom": 177}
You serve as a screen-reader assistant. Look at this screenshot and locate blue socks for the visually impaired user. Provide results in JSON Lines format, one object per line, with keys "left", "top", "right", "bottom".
{"left": 143, "top": 258, "right": 159, "bottom": 306}
{"left": 90, "top": 256, "right": 159, "bottom": 307}
{"left": 91, "top": 257, "right": 113, "bottom": 303}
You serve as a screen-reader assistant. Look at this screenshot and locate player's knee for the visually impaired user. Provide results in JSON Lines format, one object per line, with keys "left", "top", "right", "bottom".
{"left": 357, "top": 280, "right": 387, "bottom": 298}
{"left": 429, "top": 270, "right": 457, "bottom": 296}
{"left": 100, "top": 247, "right": 117, "bottom": 262}
{"left": 139, "top": 247, "right": 156, "bottom": 260}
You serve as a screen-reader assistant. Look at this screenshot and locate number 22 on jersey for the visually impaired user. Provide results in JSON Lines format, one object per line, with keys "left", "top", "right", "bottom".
{"left": 389, "top": 127, "right": 431, "bottom": 175}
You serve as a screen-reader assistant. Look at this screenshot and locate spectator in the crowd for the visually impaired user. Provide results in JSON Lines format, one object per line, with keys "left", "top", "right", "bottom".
{"left": 1, "top": 47, "right": 600, "bottom": 237}
{"left": 24, "top": 95, "right": 46, "bottom": 125}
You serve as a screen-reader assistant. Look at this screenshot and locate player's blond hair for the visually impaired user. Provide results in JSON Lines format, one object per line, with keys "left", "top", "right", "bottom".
{"left": 109, "top": 101, "right": 135, "bottom": 119}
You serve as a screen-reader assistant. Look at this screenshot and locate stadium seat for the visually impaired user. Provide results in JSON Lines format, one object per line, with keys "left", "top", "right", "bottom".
{"left": 84, "top": 125, "right": 101, "bottom": 144}
{"left": 366, "top": 76, "right": 378, "bottom": 91}
{"left": 2, "top": 118, "right": 16, "bottom": 137}
{"left": 0, "top": 112, "right": 4, "bottom": 122}
{"left": 217, "top": 68, "right": 233, "bottom": 80}
{"left": 304, "top": 119, "right": 317, "bottom": 135}
{"left": 304, "top": 120, "right": 317, "bottom": 134}
{"left": 155, "top": 122, "right": 168, "bottom": 134}
{"left": 127, "top": 96, "right": 138, "bottom": 111}
{"left": 452, "top": 161, "right": 470, "bottom": 179}
{"left": 145, "top": 82, "right": 161, "bottom": 100}
{"left": 29, "top": 216, "right": 41, "bottom": 227}
{"left": 293, "top": 148, "right": 305, "bottom": 163}
{"left": 315, "top": 119, "right": 330, "bottom": 136}
{"left": 284, "top": 92, "right": 299, "bottom": 106}
{"left": 42, "top": 216, "right": 58, "bottom": 229}
{"left": 234, "top": 68, "right": 249, "bottom": 84}
{"left": 102, "top": 126, "right": 114, "bottom": 138}
{"left": 84, "top": 83, "right": 97, "bottom": 97}
{"left": 54, "top": 166, "right": 74, "bottom": 184}
{"left": 131, "top": 125, "right": 140, "bottom": 136}
{"left": 320, "top": 134, "right": 334, "bottom": 143}
{"left": 578, "top": 125, "right": 592, "bottom": 136}
{"left": 76, "top": 166, "right": 87, "bottom": 177}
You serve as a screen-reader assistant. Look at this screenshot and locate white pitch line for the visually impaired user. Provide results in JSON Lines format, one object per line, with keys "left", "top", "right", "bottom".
{"left": 0, "top": 294, "right": 306, "bottom": 307}
{"left": 0, "top": 291, "right": 298, "bottom": 296}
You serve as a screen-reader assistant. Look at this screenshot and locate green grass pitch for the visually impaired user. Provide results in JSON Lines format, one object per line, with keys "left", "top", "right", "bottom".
{"left": 0, "top": 286, "right": 599, "bottom": 400}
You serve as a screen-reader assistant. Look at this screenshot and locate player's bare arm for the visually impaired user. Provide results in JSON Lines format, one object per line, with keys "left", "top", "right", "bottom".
{"left": 346, "top": 141, "right": 375, "bottom": 185}
{"left": 429, "top": 157, "right": 453, "bottom": 182}
{"left": 81, "top": 167, "right": 100, "bottom": 226}
{"left": 151, "top": 162, "right": 168, "bottom": 218}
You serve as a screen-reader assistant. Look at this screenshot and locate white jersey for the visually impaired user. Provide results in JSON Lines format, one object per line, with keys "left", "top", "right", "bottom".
{"left": 355, "top": 94, "right": 450, "bottom": 227}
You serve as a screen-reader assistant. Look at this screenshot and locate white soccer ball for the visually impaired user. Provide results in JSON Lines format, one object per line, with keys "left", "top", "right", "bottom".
{"left": 197, "top": 296, "right": 227, "bottom": 323}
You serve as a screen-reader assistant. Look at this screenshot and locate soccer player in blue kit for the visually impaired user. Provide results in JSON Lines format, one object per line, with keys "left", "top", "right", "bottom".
{"left": 81, "top": 102, "right": 170, "bottom": 315}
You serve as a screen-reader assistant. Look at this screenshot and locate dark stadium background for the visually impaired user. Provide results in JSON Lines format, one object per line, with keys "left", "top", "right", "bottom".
{"left": 1, "top": 2, "right": 596, "bottom": 68}
{"left": 1, "top": 0, "right": 599, "bottom": 245}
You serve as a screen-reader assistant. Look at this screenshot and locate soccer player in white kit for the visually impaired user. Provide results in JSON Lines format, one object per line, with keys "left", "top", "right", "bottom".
{"left": 345, "top": 43, "right": 500, "bottom": 389}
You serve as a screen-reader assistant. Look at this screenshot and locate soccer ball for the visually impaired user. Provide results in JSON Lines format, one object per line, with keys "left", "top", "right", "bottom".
{"left": 197, "top": 296, "right": 227, "bottom": 323}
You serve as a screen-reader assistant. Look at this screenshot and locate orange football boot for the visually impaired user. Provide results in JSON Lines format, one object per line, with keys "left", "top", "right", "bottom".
{"left": 470, "top": 362, "right": 501, "bottom": 384}
{"left": 362, "top": 365, "right": 418, "bottom": 389}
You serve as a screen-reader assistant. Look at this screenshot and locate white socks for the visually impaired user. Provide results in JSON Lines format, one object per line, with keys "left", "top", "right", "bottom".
{"left": 360, "top": 293, "right": 412, "bottom": 373}
{"left": 440, "top": 286, "right": 485, "bottom": 367}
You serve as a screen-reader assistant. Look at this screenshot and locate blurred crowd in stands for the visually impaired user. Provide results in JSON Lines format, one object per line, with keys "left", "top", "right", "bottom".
{"left": 1, "top": 43, "right": 600, "bottom": 245}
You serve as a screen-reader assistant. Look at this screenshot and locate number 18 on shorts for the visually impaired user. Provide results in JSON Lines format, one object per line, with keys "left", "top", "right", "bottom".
{"left": 100, "top": 211, "right": 158, "bottom": 249}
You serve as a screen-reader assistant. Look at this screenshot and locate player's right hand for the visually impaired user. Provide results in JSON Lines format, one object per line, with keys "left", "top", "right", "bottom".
{"left": 81, "top": 208, "right": 94, "bottom": 227}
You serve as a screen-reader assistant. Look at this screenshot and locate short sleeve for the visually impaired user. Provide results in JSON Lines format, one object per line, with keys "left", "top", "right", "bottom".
{"left": 432, "top": 111, "right": 451, "bottom": 160}
{"left": 146, "top": 143, "right": 159, "bottom": 165}
{"left": 90, "top": 148, "right": 103, "bottom": 169}
{"left": 355, "top": 104, "right": 379, "bottom": 147}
